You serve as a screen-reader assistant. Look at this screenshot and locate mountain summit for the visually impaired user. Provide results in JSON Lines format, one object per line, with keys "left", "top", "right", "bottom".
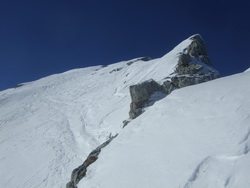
{"left": 1, "top": 35, "right": 249, "bottom": 188}
{"left": 128, "top": 34, "right": 219, "bottom": 119}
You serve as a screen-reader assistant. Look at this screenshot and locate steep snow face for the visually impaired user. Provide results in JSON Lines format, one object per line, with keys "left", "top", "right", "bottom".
{"left": 79, "top": 70, "right": 250, "bottom": 188}
{"left": 245, "top": 67, "right": 250, "bottom": 72}
{"left": 0, "top": 36, "right": 196, "bottom": 188}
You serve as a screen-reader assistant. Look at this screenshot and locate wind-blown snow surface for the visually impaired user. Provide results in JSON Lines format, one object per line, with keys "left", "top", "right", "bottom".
{"left": 0, "top": 35, "right": 249, "bottom": 188}
{"left": 79, "top": 71, "right": 250, "bottom": 188}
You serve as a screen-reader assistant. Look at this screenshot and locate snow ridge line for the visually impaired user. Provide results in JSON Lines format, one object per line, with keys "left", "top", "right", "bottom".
{"left": 66, "top": 134, "right": 118, "bottom": 188}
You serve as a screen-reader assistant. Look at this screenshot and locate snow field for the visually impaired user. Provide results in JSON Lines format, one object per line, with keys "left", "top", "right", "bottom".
{"left": 79, "top": 71, "right": 250, "bottom": 188}
{"left": 1, "top": 35, "right": 247, "bottom": 188}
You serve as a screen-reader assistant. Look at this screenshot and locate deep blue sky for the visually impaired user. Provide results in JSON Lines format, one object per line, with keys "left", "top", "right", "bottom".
{"left": 0, "top": 0, "right": 249, "bottom": 91}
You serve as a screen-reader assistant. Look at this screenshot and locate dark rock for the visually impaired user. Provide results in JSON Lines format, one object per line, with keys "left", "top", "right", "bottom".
{"left": 129, "top": 80, "right": 159, "bottom": 103}
{"left": 109, "top": 67, "right": 123, "bottom": 73}
{"left": 128, "top": 34, "right": 220, "bottom": 120}
{"left": 171, "top": 76, "right": 197, "bottom": 88}
{"left": 127, "top": 61, "right": 134, "bottom": 66}
{"left": 186, "top": 34, "right": 211, "bottom": 66}
{"left": 169, "top": 72, "right": 220, "bottom": 89}
{"left": 66, "top": 181, "right": 76, "bottom": 188}
{"left": 127, "top": 57, "right": 151, "bottom": 66}
{"left": 15, "top": 83, "right": 27, "bottom": 88}
{"left": 175, "top": 61, "right": 204, "bottom": 75}
{"left": 173, "top": 36, "right": 216, "bottom": 76}
{"left": 129, "top": 80, "right": 160, "bottom": 119}
{"left": 140, "top": 57, "right": 151, "bottom": 61}
{"left": 129, "top": 102, "right": 144, "bottom": 119}
{"left": 162, "top": 80, "right": 178, "bottom": 94}
{"left": 123, "top": 120, "right": 130, "bottom": 128}
{"left": 178, "top": 53, "right": 191, "bottom": 67}
{"left": 66, "top": 134, "right": 118, "bottom": 188}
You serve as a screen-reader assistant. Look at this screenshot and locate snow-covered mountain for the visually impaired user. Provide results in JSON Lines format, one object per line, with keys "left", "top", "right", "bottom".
{"left": 0, "top": 35, "right": 249, "bottom": 188}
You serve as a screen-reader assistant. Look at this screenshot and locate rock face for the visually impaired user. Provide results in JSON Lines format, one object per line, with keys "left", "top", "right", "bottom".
{"left": 175, "top": 34, "right": 212, "bottom": 76}
{"left": 175, "top": 53, "right": 203, "bottom": 75}
{"left": 166, "top": 34, "right": 219, "bottom": 90}
{"left": 129, "top": 80, "right": 160, "bottom": 119}
{"left": 128, "top": 34, "right": 220, "bottom": 119}
{"left": 66, "top": 134, "right": 118, "bottom": 188}
{"left": 162, "top": 73, "right": 218, "bottom": 94}
{"left": 185, "top": 34, "right": 211, "bottom": 66}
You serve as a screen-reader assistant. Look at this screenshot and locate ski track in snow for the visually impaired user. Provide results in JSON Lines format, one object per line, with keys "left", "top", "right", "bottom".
{"left": 1, "top": 55, "right": 175, "bottom": 187}
{"left": 0, "top": 69, "right": 104, "bottom": 187}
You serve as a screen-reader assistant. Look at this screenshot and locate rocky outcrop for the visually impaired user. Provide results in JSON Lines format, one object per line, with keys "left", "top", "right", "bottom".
{"left": 14, "top": 83, "right": 28, "bottom": 88}
{"left": 175, "top": 53, "right": 203, "bottom": 75}
{"left": 176, "top": 34, "right": 214, "bottom": 76}
{"left": 127, "top": 57, "right": 151, "bottom": 66}
{"left": 166, "top": 35, "right": 219, "bottom": 90}
{"left": 128, "top": 34, "right": 220, "bottom": 120}
{"left": 185, "top": 34, "right": 211, "bottom": 66}
{"left": 66, "top": 134, "right": 118, "bottom": 188}
{"left": 129, "top": 80, "right": 160, "bottom": 119}
{"left": 162, "top": 72, "right": 218, "bottom": 94}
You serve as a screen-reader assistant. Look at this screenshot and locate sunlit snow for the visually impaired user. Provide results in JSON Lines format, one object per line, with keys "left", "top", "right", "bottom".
{"left": 0, "top": 36, "right": 249, "bottom": 188}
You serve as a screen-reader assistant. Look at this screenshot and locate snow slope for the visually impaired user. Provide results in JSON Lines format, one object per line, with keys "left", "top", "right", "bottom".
{"left": 79, "top": 70, "right": 250, "bottom": 188}
{"left": 0, "top": 36, "right": 194, "bottom": 188}
{"left": 1, "top": 35, "right": 249, "bottom": 188}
